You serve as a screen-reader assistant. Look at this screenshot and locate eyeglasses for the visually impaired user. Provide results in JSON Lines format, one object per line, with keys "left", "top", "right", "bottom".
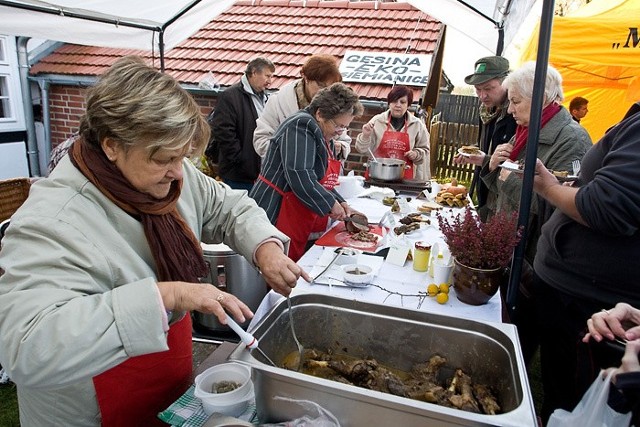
{"left": 329, "top": 119, "right": 349, "bottom": 132}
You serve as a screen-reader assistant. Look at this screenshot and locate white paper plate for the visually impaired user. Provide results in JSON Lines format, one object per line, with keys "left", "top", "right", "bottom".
{"left": 457, "top": 148, "right": 481, "bottom": 157}
{"left": 499, "top": 161, "right": 524, "bottom": 173}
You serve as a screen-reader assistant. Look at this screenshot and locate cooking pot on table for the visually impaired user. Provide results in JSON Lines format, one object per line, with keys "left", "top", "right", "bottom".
{"left": 365, "top": 158, "right": 408, "bottom": 181}
{"left": 193, "top": 243, "right": 268, "bottom": 335}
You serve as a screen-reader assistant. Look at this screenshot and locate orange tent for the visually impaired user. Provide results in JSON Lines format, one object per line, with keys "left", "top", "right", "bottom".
{"left": 520, "top": 0, "right": 640, "bottom": 142}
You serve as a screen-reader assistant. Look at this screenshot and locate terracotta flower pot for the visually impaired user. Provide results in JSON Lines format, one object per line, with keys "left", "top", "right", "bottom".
{"left": 452, "top": 257, "right": 505, "bottom": 305}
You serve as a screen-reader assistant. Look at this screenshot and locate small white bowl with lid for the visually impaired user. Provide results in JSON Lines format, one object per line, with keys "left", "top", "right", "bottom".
{"left": 334, "top": 248, "right": 361, "bottom": 265}
{"left": 194, "top": 362, "right": 254, "bottom": 416}
{"left": 341, "top": 264, "right": 373, "bottom": 287}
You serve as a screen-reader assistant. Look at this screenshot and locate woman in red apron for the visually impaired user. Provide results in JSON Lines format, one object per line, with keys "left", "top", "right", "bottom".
{"left": 250, "top": 83, "right": 365, "bottom": 261}
{"left": 0, "top": 56, "right": 306, "bottom": 427}
{"left": 355, "top": 85, "right": 431, "bottom": 181}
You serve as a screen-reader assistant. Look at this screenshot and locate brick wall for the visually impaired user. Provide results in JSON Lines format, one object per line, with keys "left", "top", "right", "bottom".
{"left": 49, "top": 86, "right": 88, "bottom": 146}
{"left": 46, "top": 85, "right": 383, "bottom": 175}
{"left": 343, "top": 104, "right": 382, "bottom": 176}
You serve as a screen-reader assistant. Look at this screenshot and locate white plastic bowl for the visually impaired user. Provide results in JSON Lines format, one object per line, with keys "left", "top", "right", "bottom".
{"left": 342, "top": 264, "right": 373, "bottom": 286}
{"left": 334, "top": 248, "right": 361, "bottom": 265}
{"left": 194, "top": 362, "right": 254, "bottom": 416}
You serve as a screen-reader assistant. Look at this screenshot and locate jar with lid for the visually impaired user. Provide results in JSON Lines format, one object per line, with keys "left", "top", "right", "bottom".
{"left": 413, "top": 241, "right": 431, "bottom": 272}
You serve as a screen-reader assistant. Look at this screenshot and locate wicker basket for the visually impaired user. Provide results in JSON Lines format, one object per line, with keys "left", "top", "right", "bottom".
{"left": 0, "top": 178, "right": 31, "bottom": 222}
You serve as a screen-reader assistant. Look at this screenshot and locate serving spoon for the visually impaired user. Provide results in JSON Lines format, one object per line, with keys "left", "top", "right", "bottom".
{"left": 286, "top": 295, "right": 304, "bottom": 372}
{"left": 368, "top": 148, "right": 378, "bottom": 163}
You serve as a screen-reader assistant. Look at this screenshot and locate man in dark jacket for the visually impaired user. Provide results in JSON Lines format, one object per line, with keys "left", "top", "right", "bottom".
{"left": 454, "top": 56, "right": 517, "bottom": 220}
{"left": 208, "top": 57, "right": 275, "bottom": 191}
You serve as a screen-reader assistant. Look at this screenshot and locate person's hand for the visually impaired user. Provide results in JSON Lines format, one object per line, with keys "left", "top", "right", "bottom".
{"left": 498, "top": 167, "right": 512, "bottom": 182}
{"left": 361, "top": 123, "right": 373, "bottom": 140}
{"left": 453, "top": 151, "right": 485, "bottom": 166}
{"left": 329, "top": 200, "right": 347, "bottom": 221}
{"left": 488, "top": 143, "right": 513, "bottom": 172}
{"left": 335, "top": 140, "right": 349, "bottom": 157}
{"left": 157, "top": 281, "right": 253, "bottom": 325}
{"left": 405, "top": 150, "right": 418, "bottom": 161}
{"left": 532, "top": 158, "right": 562, "bottom": 198}
{"left": 255, "top": 241, "right": 311, "bottom": 297}
{"left": 340, "top": 202, "right": 365, "bottom": 220}
{"left": 604, "top": 339, "right": 640, "bottom": 383}
{"left": 583, "top": 302, "right": 640, "bottom": 343}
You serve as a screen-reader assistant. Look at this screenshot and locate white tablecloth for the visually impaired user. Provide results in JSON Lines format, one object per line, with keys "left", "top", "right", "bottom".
{"left": 248, "top": 193, "right": 501, "bottom": 331}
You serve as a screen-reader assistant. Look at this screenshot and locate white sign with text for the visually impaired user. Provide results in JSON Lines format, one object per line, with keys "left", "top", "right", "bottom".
{"left": 340, "top": 50, "right": 432, "bottom": 86}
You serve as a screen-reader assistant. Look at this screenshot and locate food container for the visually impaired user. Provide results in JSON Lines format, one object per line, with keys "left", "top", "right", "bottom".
{"left": 366, "top": 158, "right": 407, "bottom": 181}
{"left": 194, "top": 243, "right": 269, "bottom": 334}
{"left": 413, "top": 241, "right": 432, "bottom": 272}
{"left": 229, "top": 294, "right": 536, "bottom": 426}
{"left": 194, "top": 362, "right": 254, "bottom": 416}
{"left": 333, "top": 248, "right": 361, "bottom": 265}
{"left": 341, "top": 264, "right": 373, "bottom": 285}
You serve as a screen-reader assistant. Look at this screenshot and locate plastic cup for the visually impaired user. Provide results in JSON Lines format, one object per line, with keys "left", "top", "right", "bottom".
{"left": 433, "top": 261, "right": 453, "bottom": 285}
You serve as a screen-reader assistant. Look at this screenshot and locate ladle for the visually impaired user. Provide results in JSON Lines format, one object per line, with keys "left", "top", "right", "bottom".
{"left": 286, "top": 295, "right": 304, "bottom": 372}
{"left": 368, "top": 148, "right": 378, "bottom": 163}
{"left": 224, "top": 314, "right": 276, "bottom": 367}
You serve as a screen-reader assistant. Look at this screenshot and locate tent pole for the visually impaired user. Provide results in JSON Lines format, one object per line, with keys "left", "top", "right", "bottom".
{"left": 159, "top": 31, "right": 165, "bottom": 72}
{"left": 506, "top": 0, "right": 556, "bottom": 320}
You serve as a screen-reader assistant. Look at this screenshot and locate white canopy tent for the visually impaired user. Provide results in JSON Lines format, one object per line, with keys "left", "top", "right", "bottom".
{"left": 405, "top": 0, "right": 538, "bottom": 86}
{"left": 0, "top": 0, "right": 235, "bottom": 70}
{"left": 0, "top": 0, "right": 538, "bottom": 84}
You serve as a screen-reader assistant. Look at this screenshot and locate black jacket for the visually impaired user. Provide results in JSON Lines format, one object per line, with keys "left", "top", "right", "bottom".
{"left": 473, "top": 106, "right": 517, "bottom": 212}
{"left": 210, "top": 82, "right": 261, "bottom": 183}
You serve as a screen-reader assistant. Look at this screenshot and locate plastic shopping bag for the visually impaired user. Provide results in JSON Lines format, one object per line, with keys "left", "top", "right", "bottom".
{"left": 259, "top": 396, "right": 340, "bottom": 427}
{"left": 547, "top": 370, "right": 632, "bottom": 427}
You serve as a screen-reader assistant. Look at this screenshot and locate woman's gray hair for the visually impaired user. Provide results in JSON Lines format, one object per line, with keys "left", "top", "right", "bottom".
{"left": 502, "top": 61, "right": 564, "bottom": 106}
{"left": 79, "top": 55, "right": 210, "bottom": 156}
{"left": 308, "top": 82, "right": 364, "bottom": 119}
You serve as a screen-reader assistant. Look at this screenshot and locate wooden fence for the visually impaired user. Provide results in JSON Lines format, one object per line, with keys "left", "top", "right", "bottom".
{"left": 429, "top": 121, "right": 479, "bottom": 182}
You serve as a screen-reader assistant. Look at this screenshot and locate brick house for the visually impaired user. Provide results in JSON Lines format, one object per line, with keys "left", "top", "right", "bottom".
{"left": 28, "top": 0, "right": 447, "bottom": 175}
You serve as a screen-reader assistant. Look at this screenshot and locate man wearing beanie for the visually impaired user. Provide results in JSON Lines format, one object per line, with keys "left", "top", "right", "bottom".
{"left": 454, "top": 56, "right": 517, "bottom": 220}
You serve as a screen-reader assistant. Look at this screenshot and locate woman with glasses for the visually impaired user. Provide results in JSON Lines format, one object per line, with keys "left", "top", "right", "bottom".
{"left": 355, "top": 85, "right": 431, "bottom": 180}
{"left": 253, "top": 54, "right": 350, "bottom": 160}
{"left": 250, "top": 83, "right": 364, "bottom": 261}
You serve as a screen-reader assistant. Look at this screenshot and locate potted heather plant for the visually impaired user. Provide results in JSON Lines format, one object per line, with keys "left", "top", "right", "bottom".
{"left": 437, "top": 208, "right": 522, "bottom": 305}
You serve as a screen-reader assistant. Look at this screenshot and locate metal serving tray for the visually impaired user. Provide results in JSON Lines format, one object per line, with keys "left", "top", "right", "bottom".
{"left": 229, "top": 294, "right": 536, "bottom": 426}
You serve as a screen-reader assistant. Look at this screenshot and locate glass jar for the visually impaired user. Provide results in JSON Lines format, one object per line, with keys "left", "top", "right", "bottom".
{"left": 413, "top": 241, "right": 431, "bottom": 272}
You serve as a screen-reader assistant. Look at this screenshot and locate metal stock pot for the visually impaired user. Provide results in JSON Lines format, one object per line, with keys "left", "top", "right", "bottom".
{"left": 366, "top": 158, "right": 407, "bottom": 181}
{"left": 193, "top": 243, "right": 268, "bottom": 334}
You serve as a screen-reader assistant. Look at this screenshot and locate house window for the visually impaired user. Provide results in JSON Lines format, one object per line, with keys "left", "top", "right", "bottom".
{"left": 0, "top": 35, "right": 24, "bottom": 130}
{"left": 0, "top": 75, "right": 12, "bottom": 119}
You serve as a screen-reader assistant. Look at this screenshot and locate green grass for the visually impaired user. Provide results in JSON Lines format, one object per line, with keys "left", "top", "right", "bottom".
{"left": 0, "top": 382, "right": 20, "bottom": 426}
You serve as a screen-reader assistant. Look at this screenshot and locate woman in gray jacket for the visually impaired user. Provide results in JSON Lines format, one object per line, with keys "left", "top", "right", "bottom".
{"left": 253, "top": 54, "right": 350, "bottom": 160}
{"left": 0, "top": 56, "right": 307, "bottom": 427}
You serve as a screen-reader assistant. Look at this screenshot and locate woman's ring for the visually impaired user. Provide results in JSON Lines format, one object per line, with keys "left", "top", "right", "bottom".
{"left": 601, "top": 309, "right": 610, "bottom": 315}
{"left": 216, "top": 294, "right": 225, "bottom": 303}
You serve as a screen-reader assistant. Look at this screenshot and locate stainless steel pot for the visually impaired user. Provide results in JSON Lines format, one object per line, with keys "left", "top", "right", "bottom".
{"left": 366, "top": 158, "right": 407, "bottom": 181}
{"left": 193, "top": 243, "right": 268, "bottom": 334}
